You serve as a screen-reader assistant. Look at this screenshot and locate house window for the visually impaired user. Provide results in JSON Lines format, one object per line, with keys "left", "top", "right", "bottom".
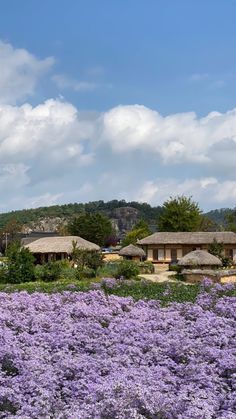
{"left": 225, "top": 248, "right": 233, "bottom": 259}
{"left": 171, "top": 249, "right": 177, "bottom": 261}
{"left": 153, "top": 249, "right": 164, "bottom": 260}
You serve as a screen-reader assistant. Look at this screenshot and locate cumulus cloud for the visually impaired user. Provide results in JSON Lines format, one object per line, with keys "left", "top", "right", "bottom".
{"left": 99, "top": 104, "right": 236, "bottom": 164}
{"left": 1, "top": 38, "right": 236, "bottom": 211}
{"left": 0, "top": 99, "right": 94, "bottom": 164}
{"left": 135, "top": 177, "right": 236, "bottom": 209}
{"left": 0, "top": 41, "right": 54, "bottom": 103}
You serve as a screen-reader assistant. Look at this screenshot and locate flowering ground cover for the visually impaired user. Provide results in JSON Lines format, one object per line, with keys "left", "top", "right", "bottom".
{"left": 0, "top": 280, "right": 235, "bottom": 418}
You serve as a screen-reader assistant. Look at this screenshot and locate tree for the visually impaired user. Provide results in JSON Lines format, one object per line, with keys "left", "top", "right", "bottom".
{"left": 71, "top": 241, "right": 103, "bottom": 277}
{"left": 157, "top": 196, "right": 202, "bottom": 232}
{"left": 208, "top": 238, "right": 224, "bottom": 258}
{"left": 224, "top": 211, "right": 236, "bottom": 232}
{"left": 208, "top": 238, "right": 232, "bottom": 268}
{"left": 6, "top": 241, "right": 35, "bottom": 283}
{"left": 0, "top": 218, "right": 23, "bottom": 253}
{"left": 122, "top": 219, "right": 151, "bottom": 246}
{"left": 67, "top": 213, "right": 113, "bottom": 247}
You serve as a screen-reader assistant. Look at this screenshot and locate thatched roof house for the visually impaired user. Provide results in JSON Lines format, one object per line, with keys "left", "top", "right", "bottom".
{"left": 138, "top": 232, "right": 236, "bottom": 245}
{"left": 119, "top": 244, "right": 145, "bottom": 260}
{"left": 178, "top": 250, "right": 222, "bottom": 268}
{"left": 25, "top": 236, "right": 100, "bottom": 264}
{"left": 138, "top": 231, "right": 236, "bottom": 263}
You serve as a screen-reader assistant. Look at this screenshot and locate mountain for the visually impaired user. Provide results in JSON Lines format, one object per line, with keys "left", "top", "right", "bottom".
{"left": 0, "top": 200, "right": 163, "bottom": 237}
{"left": 0, "top": 200, "right": 234, "bottom": 237}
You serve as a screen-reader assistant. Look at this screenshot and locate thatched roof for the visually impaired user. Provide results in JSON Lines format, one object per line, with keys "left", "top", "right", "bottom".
{"left": 178, "top": 250, "right": 222, "bottom": 267}
{"left": 24, "top": 236, "right": 100, "bottom": 254}
{"left": 119, "top": 244, "right": 145, "bottom": 257}
{"left": 138, "top": 231, "right": 236, "bottom": 245}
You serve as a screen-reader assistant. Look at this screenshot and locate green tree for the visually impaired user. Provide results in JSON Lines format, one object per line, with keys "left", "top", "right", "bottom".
{"left": 71, "top": 241, "right": 103, "bottom": 278}
{"left": 67, "top": 213, "right": 113, "bottom": 247}
{"left": 122, "top": 219, "right": 151, "bottom": 246}
{"left": 224, "top": 211, "right": 236, "bottom": 232}
{"left": 6, "top": 241, "right": 35, "bottom": 283}
{"left": 208, "top": 238, "right": 224, "bottom": 258}
{"left": 158, "top": 196, "right": 202, "bottom": 232}
{"left": 208, "top": 238, "right": 232, "bottom": 268}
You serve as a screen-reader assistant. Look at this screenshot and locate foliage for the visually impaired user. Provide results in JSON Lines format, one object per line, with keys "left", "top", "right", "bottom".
{"left": 208, "top": 238, "right": 224, "bottom": 258}
{"left": 6, "top": 241, "right": 35, "bottom": 283}
{"left": 115, "top": 259, "right": 140, "bottom": 279}
{"left": 224, "top": 210, "right": 236, "bottom": 232}
{"left": 68, "top": 212, "right": 113, "bottom": 246}
{"left": 158, "top": 195, "right": 202, "bottom": 232}
{"left": 0, "top": 284, "right": 234, "bottom": 417}
{"left": 0, "top": 265, "right": 8, "bottom": 283}
{"left": 97, "top": 261, "right": 121, "bottom": 278}
{"left": 168, "top": 263, "right": 182, "bottom": 273}
{"left": 0, "top": 200, "right": 163, "bottom": 230}
{"left": 138, "top": 261, "right": 155, "bottom": 274}
{"left": 208, "top": 239, "right": 233, "bottom": 267}
{"left": 122, "top": 219, "right": 151, "bottom": 246}
{"left": 71, "top": 242, "right": 103, "bottom": 274}
{"left": 40, "top": 261, "right": 62, "bottom": 282}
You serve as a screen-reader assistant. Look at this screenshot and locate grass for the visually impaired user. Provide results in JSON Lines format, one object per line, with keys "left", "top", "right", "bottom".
{"left": 0, "top": 278, "right": 94, "bottom": 293}
{"left": 104, "top": 281, "right": 201, "bottom": 304}
{"left": 0, "top": 277, "right": 235, "bottom": 305}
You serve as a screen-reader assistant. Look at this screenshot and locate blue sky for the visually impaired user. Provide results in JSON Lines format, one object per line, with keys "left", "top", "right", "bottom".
{"left": 0, "top": 0, "right": 236, "bottom": 211}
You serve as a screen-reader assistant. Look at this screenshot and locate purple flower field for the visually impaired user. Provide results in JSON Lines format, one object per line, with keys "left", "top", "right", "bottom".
{"left": 0, "top": 286, "right": 235, "bottom": 418}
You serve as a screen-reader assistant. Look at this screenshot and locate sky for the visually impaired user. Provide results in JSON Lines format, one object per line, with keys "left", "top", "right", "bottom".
{"left": 1, "top": 0, "right": 236, "bottom": 212}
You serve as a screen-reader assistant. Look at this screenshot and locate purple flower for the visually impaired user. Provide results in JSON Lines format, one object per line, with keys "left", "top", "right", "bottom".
{"left": 0, "top": 290, "right": 234, "bottom": 417}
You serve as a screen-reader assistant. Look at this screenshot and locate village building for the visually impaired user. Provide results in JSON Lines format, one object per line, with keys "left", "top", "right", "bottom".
{"left": 24, "top": 236, "right": 100, "bottom": 264}
{"left": 119, "top": 244, "right": 145, "bottom": 261}
{"left": 138, "top": 232, "right": 236, "bottom": 263}
{"left": 178, "top": 249, "right": 222, "bottom": 270}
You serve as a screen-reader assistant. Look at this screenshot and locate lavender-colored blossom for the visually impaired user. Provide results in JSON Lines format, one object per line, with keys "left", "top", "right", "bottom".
{"left": 0, "top": 287, "right": 234, "bottom": 417}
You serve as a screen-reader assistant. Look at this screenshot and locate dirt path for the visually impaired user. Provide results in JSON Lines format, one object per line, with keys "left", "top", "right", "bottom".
{"left": 139, "top": 270, "right": 177, "bottom": 283}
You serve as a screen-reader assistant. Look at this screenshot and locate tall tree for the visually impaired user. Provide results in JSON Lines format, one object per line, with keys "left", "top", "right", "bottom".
{"left": 157, "top": 196, "right": 202, "bottom": 232}
{"left": 224, "top": 211, "right": 236, "bottom": 232}
{"left": 122, "top": 219, "right": 151, "bottom": 246}
{"left": 67, "top": 212, "right": 113, "bottom": 247}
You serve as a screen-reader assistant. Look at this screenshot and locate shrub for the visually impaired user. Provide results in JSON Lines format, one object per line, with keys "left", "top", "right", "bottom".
{"left": 75, "top": 267, "right": 95, "bottom": 281}
{"left": 0, "top": 265, "right": 8, "bottom": 283}
{"left": 6, "top": 241, "right": 35, "bottom": 283}
{"left": 97, "top": 262, "right": 120, "bottom": 278}
{"left": 138, "top": 261, "right": 154, "bottom": 274}
{"left": 169, "top": 263, "right": 182, "bottom": 273}
{"left": 40, "top": 262, "right": 62, "bottom": 282}
{"left": 115, "top": 260, "right": 140, "bottom": 279}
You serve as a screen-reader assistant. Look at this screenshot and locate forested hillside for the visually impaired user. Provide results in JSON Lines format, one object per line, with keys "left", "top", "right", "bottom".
{"left": 0, "top": 200, "right": 234, "bottom": 235}
{"left": 0, "top": 200, "right": 163, "bottom": 232}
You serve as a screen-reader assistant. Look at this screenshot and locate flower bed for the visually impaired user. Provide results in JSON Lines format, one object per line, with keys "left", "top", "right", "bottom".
{"left": 0, "top": 284, "right": 235, "bottom": 417}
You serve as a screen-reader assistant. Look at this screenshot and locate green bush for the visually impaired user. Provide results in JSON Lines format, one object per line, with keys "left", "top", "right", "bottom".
{"left": 138, "top": 261, "right": 154, "bottom": 274}
{"left": 169, "top": 264, "right": 182, "bottom": 273}
{"left": 75, "top": 267, "right": 95, "bottom": 280}
{"left": 115, "top": 260, "right": 140, "bottom": 279}
{"left": 40, "top": 262, "right": 62, "bottom": 282}
{"left": 97, "top": 262, "right": 120, "bottom": 278}
{"left": 0, "top": 265, "right": 8, "bottom": 283}
{"left": 6, "top": 241, "right": 35, "bottom": 283}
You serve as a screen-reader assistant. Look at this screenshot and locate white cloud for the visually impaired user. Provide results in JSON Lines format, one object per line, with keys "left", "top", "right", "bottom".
{"left": 99, "top": 104, "right": 236, "bottom": 164}
{"left": 0, "top": 41, "right": 54, "bottom": 103}
{"left": 52, "top": 74, "right": 98, "bottom": 92}
{"left": 0, "top": 99, "right": 93, "bottom": 164}
{"left": 26, "top": 192, "right": 64, "bottom": 209}
{"left": 134, "top": 177, "right": 236, "bottom": 209}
